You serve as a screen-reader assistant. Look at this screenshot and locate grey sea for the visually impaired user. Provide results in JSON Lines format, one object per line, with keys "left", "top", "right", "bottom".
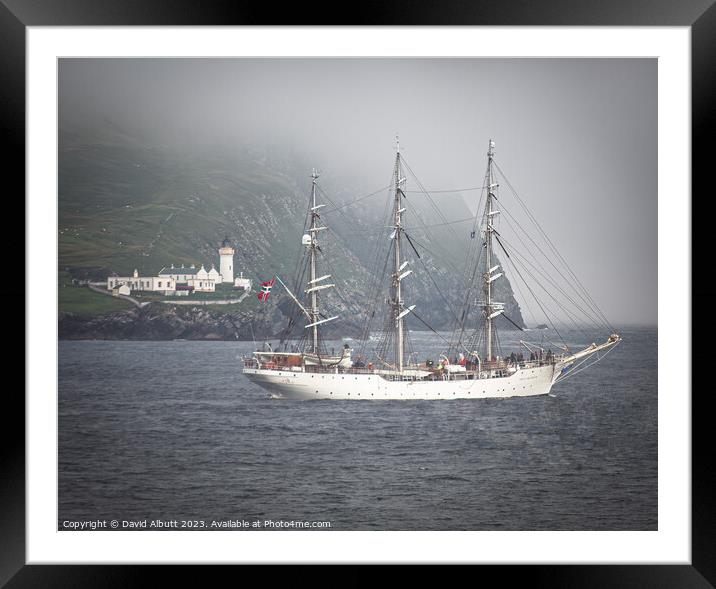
{"left": 58, "top": 326, "right": 657, "bottom": 531}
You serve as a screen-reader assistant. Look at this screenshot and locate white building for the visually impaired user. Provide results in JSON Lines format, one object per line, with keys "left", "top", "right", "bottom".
{"left": 208, "top": 264, "right": 222, "bottom": 282}
{"left": 187, "top": 277, "right": 216, "bottom": 292}
{"left": 196, "top": 264, "right": 208, "bottom": 280}
{"left": 218, "top": 237, "right": 234, "bottom": 283}
{"left": 158, "top": 263, "right": 198, "bottom": 283}
{"left": 186, "top": 265, "right": 215, "bottom": 292}
{"left": 111, "top": 283, "right": 131, "bottom": 296}
{"left": 107, "top": 269, "right": 176, "bottom": 293}
{"left": 156, "top": 262, "right": 223, "bottom": 293}
{"left": 234, "top": 271, "right": 252, "bottom": 291}
{"left": 107, "top": 237, "right": 246, "bottom": 297}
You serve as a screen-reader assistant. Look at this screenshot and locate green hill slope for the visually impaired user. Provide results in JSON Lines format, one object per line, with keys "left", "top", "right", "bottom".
{"left": 58, "top": 129, "right": 524, "bottom": 333}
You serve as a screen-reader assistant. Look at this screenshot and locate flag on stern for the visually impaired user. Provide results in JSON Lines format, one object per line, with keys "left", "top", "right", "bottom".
{"left": 257, "top": 278, "right": 275, "bottom": 302}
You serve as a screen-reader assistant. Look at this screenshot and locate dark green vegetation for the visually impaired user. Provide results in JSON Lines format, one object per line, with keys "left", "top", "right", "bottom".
{"left": 59, "top": 127, "right": 524, "bottom": 337}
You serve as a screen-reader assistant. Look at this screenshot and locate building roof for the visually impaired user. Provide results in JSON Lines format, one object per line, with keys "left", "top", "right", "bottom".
{"left": 159, "top": 266, "right": 197, "bottom": 276}
{"left": 221, "top": 236, "right": 232, "bottom": 248}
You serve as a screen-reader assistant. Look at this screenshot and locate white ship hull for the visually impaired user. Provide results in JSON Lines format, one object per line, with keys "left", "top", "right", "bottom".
{"left": 243, "top": 363, "right": 557, "bottom": 400}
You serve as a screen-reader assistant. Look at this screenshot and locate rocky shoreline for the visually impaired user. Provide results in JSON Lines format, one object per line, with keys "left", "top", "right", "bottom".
{"left": 58, "top": 302, "right": 363, "bottom": 341}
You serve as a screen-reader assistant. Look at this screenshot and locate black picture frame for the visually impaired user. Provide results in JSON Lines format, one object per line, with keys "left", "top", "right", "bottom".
{"left": 7, "top": 0, "right": 713, "bottom": 585}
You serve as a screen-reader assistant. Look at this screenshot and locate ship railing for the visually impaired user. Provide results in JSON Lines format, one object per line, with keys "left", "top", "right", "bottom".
{"left": 243, "top": 358, "right": 265, "bottom": 369}
{"left": 243, "top": 358, "right": 558, "bottom": 373}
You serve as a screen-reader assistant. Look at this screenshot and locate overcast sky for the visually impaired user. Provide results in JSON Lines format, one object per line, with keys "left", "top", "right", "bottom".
{"left": 59, "top": 58, "right": 657, "bottom": 325}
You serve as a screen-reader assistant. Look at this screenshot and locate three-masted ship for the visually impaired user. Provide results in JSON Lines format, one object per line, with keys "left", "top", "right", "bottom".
{"left": 243, "top": 140, "right": 620, "bottom": 399}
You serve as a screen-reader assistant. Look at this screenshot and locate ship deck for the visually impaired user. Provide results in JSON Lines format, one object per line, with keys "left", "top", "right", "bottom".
{"left": 242, "top": 357, "right": 559, "bottom": 381}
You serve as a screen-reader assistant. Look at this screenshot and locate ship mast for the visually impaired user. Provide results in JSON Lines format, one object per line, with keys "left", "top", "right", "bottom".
{"left": 484, "top": 139, "right": 497, "bottom": 362}
{"left": 302, "top": 169, "right": 337, "bottom": 356}
{"left": 392, "top": 137, "right": 406, "bottom": 372}
{"left": 308, "top": 169, "right": 321, "bottom": 354}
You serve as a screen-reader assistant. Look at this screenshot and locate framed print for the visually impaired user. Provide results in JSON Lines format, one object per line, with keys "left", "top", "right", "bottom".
{"left": 6, "top": 0, "right": 714, "bottom": 585}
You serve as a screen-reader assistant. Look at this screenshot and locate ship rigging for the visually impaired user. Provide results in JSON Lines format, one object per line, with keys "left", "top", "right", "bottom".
{"left": 243, "top": 138, "right": 621, "bottom": 400}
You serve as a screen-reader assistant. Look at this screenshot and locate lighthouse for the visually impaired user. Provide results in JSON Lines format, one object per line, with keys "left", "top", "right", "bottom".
{"left": 218, "top": 236, "right": 235, "bottom": 283}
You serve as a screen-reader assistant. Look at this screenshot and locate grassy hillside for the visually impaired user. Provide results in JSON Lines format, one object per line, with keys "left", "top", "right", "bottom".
{"left": 59, "top": 132, "right": 309, "bottom": 280}
{"left": 58, "top": 128, "right": 524, "bottom": 330}
{"left": 58, "top": 271, "right": 134, "bottom": 315}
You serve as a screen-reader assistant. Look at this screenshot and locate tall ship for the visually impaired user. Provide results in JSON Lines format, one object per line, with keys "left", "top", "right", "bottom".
{"left": 243, "top": 139, "right": 621, "bottom": 400}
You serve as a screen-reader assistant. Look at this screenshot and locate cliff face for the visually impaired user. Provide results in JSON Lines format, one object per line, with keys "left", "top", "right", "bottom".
{"left": 59, "top": 306, "right": 249, "bottom": 341}
{"left": 58, "top": 302, "right": 363, "bottom": 341}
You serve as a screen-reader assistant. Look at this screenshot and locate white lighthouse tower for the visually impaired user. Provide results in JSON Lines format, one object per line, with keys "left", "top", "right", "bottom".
{"left": 218, "top": 236, "right": 235, "bottom": 283}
